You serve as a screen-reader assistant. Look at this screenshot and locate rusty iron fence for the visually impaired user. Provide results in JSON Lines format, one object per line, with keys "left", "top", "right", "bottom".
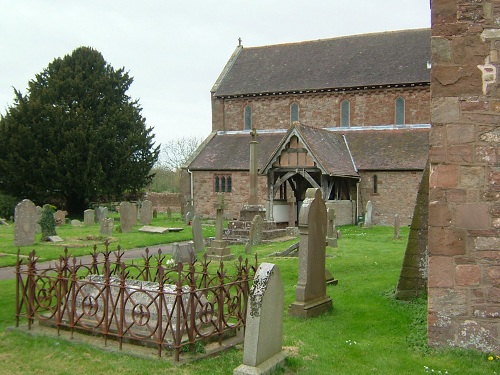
{"left": 15, "top": 244, "right": 257, "bottom": 361}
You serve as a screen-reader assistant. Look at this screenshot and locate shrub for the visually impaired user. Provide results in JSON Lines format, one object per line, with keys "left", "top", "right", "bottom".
{"left": 0, "top": 193, "right": 18, "bottom": 220}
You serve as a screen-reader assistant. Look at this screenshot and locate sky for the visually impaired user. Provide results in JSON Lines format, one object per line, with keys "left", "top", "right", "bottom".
{"left": 0, "top": 1, "right": 431, "bottom": 148}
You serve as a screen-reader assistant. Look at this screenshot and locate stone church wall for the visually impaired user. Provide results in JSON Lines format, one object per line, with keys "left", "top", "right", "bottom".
{"left": 212, "top": 87, "right": 430, "bottom": 131}
{"left": 428, "top": 0, "right": 500, "bottom": 354}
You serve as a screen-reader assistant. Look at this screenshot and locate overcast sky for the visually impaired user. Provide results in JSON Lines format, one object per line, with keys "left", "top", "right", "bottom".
{"left": 0, "top": 1, "right": 430, "bottom": 147}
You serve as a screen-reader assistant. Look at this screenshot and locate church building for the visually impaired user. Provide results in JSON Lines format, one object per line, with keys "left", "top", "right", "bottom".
{"left": 183, "top": 28, "right": 431, "bottom": 226}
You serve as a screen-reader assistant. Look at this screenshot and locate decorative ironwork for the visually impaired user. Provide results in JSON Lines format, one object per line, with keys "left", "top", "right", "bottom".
{"left": 15, "top": 243, "right": 257, "bottom": 361}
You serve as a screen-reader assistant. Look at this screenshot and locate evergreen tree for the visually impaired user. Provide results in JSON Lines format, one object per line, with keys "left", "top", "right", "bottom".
{"left": 0, "top": 47, "right": 159, "bottom": 213}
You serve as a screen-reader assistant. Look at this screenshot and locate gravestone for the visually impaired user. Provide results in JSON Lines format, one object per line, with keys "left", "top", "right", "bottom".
{"left": 289, "top": 188, "right": 332, "bottom": 318}
{"left": 120, "top": 202, "right": 134, "bottom": 233}
{"left": 172, "top": 242, "right": 195, "bottom": 264}
{"left": 288, "top": 197, "right": 296, "bottom": 227}
{"left": 84, "top": 209, "right": 95, "bottom": 226}
{"left": 185, "top": 211, "right": 193, "bottom": 225}
{"left": 166, "top": 207, "right": 172, "bottom": 219}
{"left": 191, "top": 215, "right": 204, "bottom": 252}
{"left": 364, "top": 201, "right": 373, "bottom": 228}
{"left": 140, "top": 200, "right": 153, "bottom": 225}
{"left": 207, "top": 193, "right": 233, "bottom": 260}
{"left": 131, "top": 203, "right": 138, "bottom": 220}
{"left": 35, "top": 206, "right": 42, "bottom": 233}
{"left": 95, "top": 206, "right": 108, "bottom": 223}
{"left": 326, "top": 207, "right": 338, "bottom": 247}
{"left": 234, "top": 263, "right": 286, "bottom": 375}
{"left": 245, "top": 214, "right": 264, "bottom": 254}
{"left": 71, "top": 219, "right": 83, "bottom": 227}
{"left": 54, "top": 210, "right": 68, "bottom": 226}
{"left": 153, "top": 209, "right": 158, "bottom": 219}
{"left": 100, "top": 217, "right": 114, "bottom": 236}
{"left": 394, "top": 214, "right": 400, "bottom": 239}
{"left": 14, "top": 199, "right": 37, "bottom": 246}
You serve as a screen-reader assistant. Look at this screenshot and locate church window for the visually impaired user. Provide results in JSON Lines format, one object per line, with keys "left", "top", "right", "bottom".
{"left": 214, "top": 174, "right": 232, "bottom": 192}
{"left": 341, "top": 100, "right": 350, "bottom": 127}
{"left": 290, "top": 103, "right": 299, "bottom": 123}
{"left": 373, "top": 174, "right": 378, "bottom": 194}
{"left": 395, "top": 97, "right": 405, "bottom": 125}
{"left": 244, "top": 105, "right": 252, "bottom": 130}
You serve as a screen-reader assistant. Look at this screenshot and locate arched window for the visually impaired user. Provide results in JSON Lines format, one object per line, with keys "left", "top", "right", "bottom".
{"left": 244, "top": 105, "right": 252, "bottom": 130}
{"left": 373, "top": 174, "right": 378, "bottom": 194}
{"left": 215, "top": 176, "right": 220, "bottom": 192}
{"left": 227, "top": 176, "right": 232, "bottom": 192}
{"left": 221, "top": 176, "right": 226, "bottom": 192}
{"left": 341, "top": 100, "right": 350, "bottom": 127}
{"left": 395, "top": 97, "right": 405, "bottom": 125}
{"left": 290, "top": 103, "right": 299, "bottom": 123}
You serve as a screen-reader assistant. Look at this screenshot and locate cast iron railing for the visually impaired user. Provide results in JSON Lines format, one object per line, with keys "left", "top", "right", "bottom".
{"left": 15, "top": 243, "right": 257, "bottom": 361}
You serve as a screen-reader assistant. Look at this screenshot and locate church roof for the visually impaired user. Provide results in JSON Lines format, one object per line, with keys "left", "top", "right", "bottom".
{"left": 187, "top": 125, "right": 429, "bottom": 174}
{"left": 212, "top": 28, "right": 431, "bottom": 97}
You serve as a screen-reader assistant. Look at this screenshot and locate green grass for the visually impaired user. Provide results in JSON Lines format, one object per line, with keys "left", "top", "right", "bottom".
{"left": 0, "top": 224, "right": 498, "bottom": 374}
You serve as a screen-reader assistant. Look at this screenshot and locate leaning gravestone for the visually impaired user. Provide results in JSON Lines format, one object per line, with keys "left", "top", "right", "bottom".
{"left": 245, "top": 214, "right": 264, "bottom": 254}
{"left": 234, "top": 263, "right": 286, "bottom": 375}
{"left": 14, "top": 199, "right": 37, "bottom": 246}
{"left": 140, "top": 200, "right": 153, "bottom": 225}
{"left": 364, "top": 201, "right": 373, "bottom": 228}
{"left": 289, "top": 188, "right": 332, "bottom": 318}
{"left": 191, "top": 215, "right": 204, "bottom": 252}
{"left": 120, "top": 202, "right": 134, "bottom": 233}
{"left": 84, "top": 209, "right": 95, "bottom": 226}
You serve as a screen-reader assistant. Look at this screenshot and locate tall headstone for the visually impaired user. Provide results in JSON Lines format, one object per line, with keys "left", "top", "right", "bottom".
{"left": 326, "top": 207, "right": 338, "bottom": 247}
{"left": 394, "top": 214, "right": 400, "bottom": 240}
{"left": 84, "top": 209, "right": 95, "bottom": 226}
{"left": 288, "top": 197, "right": 296, "bottom": 227}
{"left": 234, "top": 263, "right": 286, "bottom": 375}
{"left": 14, "top": 199, "right": 37, "bottom": 246}
{"left": 120, "top": 202, "right": 134, "bottom": 233}
{"left": 364, "top": 201, "right": 373, "bottom": 228}
{"left": 207, "top": 193, "right": 233, "bottom": 260}
{"left": 140, "top": 200, "right": 153, "bottom": 225}
{"left": 191, "top": 215, "right": 204, "bottom": 252}
{"left": 289, "top": 188, "right": 332, "bottom": 318}
{"left": 35, "top": 205, "right": 42, "bottom": 233}
{"left": 245, "top": 214, "right": 264, "bottom": 254}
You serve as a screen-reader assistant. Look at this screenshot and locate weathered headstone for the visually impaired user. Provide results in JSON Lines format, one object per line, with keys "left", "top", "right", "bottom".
{"left": 234, "top": 263, "right": 286, "bottom": 375}
{"left": 394, "top": 214, "right": 400, "bottom": 239}
{"left": 289, "top": 188, "right": 332, "bottom": 318}
{"left": 140, "top": 200, "right": 153, "bottom": 225}
{"left": 100, "top": 217, "right": 114, "bottom": 236}
{"left": 153, "top": 208, "right": 158, "bottom": 219}
{"left": 207, "top": 193, "right": 233, "bottom": 260}
{"left": 245, "top": 214, "right": 264, "bottom": 254}
{"left": 185, "top": 211, "right": 193, "bottom": 225}
{"left": 166, "top": 207, "right": 172, "bottom": 219}
{"left": 84, "top": 209, "right": 95, "bottom": 226}
{"left": 14, "top": 199, "right": 37, "bottom": 246}
{"left": 95, "top": 206, "right": 108, "bottom": 223}
{"left": 120, "top": 202, "right": 134, "bottom": 233}
{"left": 172, "top": 242, "right": 195, "bottom": 264}
{"left": 364, "top": 201, "right": 373, "bottom": 228}
{"left": 35, "top": 206, "right": 42, "bottom": 233}
{"left": 326, "top": 207, "right": 338, "bottom": 247}
{"left": 71, "top": 219, "right": 83, "bottom": 227}
{"left": 191, "top": 215, "right": 204, "bottom": 252}
{"left": 54, "top": 210, "right": 68, "bottom": 226}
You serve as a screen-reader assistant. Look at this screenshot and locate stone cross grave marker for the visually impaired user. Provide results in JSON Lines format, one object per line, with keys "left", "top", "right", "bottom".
{"left": 140, "top": 200, "right": 153, "bottom": 225}
{"left": 120, "top": 202, "right": 135, "bottom": 233}
{"left": 191, "top": 215, "right": 204, "bottom": 252}
{"left": 364, "top": 200, "right": 373, "bottom": 228}
{"left": 207, "top": 193, "right": 233, "bottom": 260}
{"left": 326, "top": 207, "right": 338, "bottom": 247}
{"left": 84, "top": 209, "right": 95, "bottom": 226}
{"left": 234, "top": 262, "right": 286, "bottom": 375}
{"left": 14, "top": 199, "right": 37, "bottom": 246}
{"left": 245, "top": 214, "right": 264, "bottom": 254}
{"left": 288, "top": 188, "right": 332, "bottom": 318}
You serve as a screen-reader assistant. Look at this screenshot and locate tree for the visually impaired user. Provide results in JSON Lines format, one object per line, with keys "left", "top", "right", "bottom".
{"left": 0, "top": 47, "right": 159, "bottom": 213}
{"left": 148, "top": 136, "right": 202, "bottom": 193}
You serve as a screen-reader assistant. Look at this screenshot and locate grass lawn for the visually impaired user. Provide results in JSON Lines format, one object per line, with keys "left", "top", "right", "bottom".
{"left": 0, "top": 219, "right": 498, "bottom": 374}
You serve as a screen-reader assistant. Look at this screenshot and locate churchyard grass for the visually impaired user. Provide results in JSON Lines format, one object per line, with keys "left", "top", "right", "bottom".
{"left": 0, "top": 212, "right": 215, "bottom": 267}
{"left": 0, "top": 225, "right": 498, "bottom": 374}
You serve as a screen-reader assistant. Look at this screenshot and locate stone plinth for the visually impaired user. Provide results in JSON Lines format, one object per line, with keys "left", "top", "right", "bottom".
{"left": 207, "top": 240, "right": 234, "bottom": 261}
